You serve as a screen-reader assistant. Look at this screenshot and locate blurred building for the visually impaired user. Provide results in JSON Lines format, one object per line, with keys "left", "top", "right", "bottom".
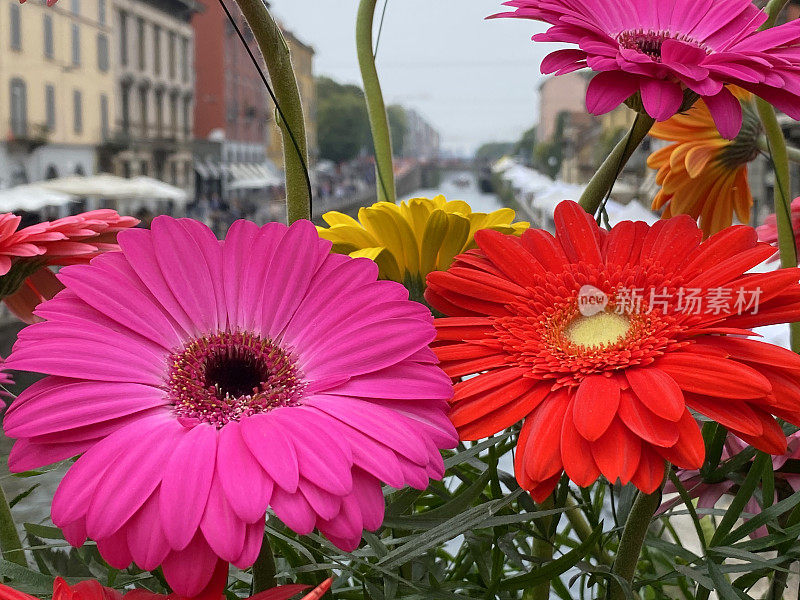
{"left": 192, "top": 0, "right": 276, "bottom": 208}
{"left": 99, "top": 0, "right": 198, "bottom": 191}
{"left": 536, "top": 72, "right": 589, "bottom": 143}
{"left": 0, "top": 0, "right": 115, "bottom": 186}
{"left": 401, "top": 108, "right": 440, "bottom": 161}
{"left": 265, "top": 28, "right": 317, "bottom": 169}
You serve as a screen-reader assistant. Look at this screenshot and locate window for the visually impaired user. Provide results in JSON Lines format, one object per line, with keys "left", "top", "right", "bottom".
{"left": 168, "top": 32, "right": 176, "bottom": 79}
{"left": 121, "top": 82, "right": 130, "bottom": 133}
{"left": 139, "top": 87, "right": 148, "bottom": 136}
{"left": 71, "top": 0, "right": 80, "bottom": 16}
{"left": 170, "top": 93, "right": 178, "bottom": 137}
{"left": 155, "top": 89, "right": 163, "bottom": 137}
{"left": 137, "top": 17, "right": 145, "bottom": 71}
{"left": 153, "top": 26, "right": 161, "bottom": 76}
{"left": 98, "top": 0, "right": 106, "bottom": 25}
{"left": 141, "top": 160, "right": 148, "bottom": 177}
{"left": 73, "top": 90, "right": 83, "bottom": 134}
{"left": 9, "top": 79, "right": 27, "bottom": 137}
{"left": 45, "top": 85, "right": 56, "bottom": 131}
{"left": 43, "top": 15, "right": 54, "bottom": 58}
{"left": 10, "top": 4, "right": 21, "bottom": 51}
{"left": 97, "top": 33, "right": 109, "bottom": 71}
{"left": 71, "top": 24, "right": 81, "bottom": 66}
{"left": 119, "top": 11, "right": 128, "bottom": 66}
{"left": 181, "top": 37, "right": 189, "bottom": 83}
{"left": 183, "top": 96, "right": 191, "bottom": 138}
{"left": 100, "top": 94, "right": 109, "bottom": 139}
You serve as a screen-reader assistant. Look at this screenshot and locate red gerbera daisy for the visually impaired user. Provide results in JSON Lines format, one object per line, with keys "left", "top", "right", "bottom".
{"left": 426, "top": 200, "right": 800, "bottom": 501}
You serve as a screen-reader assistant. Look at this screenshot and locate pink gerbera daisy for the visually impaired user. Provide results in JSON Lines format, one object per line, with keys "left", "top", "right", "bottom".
{"left": 493, "top": 0, "right": 800, "bottom": 138}
{"left": 3, "top": 217, "right": 456, "bottom": 597}
{"left": 1, "top": 210, "right": 139, "bottom": 324}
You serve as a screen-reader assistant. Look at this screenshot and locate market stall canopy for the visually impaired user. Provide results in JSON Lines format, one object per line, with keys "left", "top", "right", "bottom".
{"left": 38, "top": 174, "right": 187, "bottom": 202}
{"left": 0, "top": 184, "right": 75, "bottom": 212}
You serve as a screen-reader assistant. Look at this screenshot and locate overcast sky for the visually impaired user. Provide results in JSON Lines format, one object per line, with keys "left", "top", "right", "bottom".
{"left": 270, "top": 1, "right": 566, "bottom": 155}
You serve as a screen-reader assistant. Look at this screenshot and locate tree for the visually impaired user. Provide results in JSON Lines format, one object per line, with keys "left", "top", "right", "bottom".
{"left": 316, "top": 77, "right": 371, "bottom": 164}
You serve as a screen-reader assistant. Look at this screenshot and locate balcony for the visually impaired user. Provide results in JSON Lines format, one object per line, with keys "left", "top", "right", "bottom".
{"left": 6, "top": 122, "right": 49, "bottom": 153}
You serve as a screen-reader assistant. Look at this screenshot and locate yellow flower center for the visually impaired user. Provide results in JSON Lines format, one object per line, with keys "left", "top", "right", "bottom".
{"left": 564, "top": 312, "right": 632, "bottom": 349}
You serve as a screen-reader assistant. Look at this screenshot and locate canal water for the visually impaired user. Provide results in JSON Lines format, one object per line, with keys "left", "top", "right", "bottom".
{"left": 402, "top": 169, "right": 505, "bottom": 214}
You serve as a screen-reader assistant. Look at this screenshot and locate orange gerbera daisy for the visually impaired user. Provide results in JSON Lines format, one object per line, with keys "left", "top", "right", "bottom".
{"left": 426, "top": 200, "right": 800, "bottom": 501}
{"left": 648, "top": 88, "right": 760, "bottom": 237}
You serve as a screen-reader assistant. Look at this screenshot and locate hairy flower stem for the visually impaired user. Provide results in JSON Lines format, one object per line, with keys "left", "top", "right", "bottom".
{"left": 578, "top": 113, "right": 655, "bottom": 216}
{"left": 761, "top": 0, "right": 791, "bottom": 29}
{"left": 233, "top": 0, "right": 310, "bottom": 223}
{"left": 530, "top": 495, "right": 555, "bottom": 600}
{"left": 0, "top": 483, "right": 27, "bottom": 567}
{"left": 607, "top": 489, "right": 661, "bottom": 600}
{"left": 356, "top": 0, "right": 397, "bottom": 204}
{"left": 757, "top": 99, "right": 800, "bottom": 351}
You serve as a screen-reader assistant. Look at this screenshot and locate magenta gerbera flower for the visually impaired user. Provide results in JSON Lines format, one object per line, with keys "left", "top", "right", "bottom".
{"left": 3, "top": 217, "right": 457, "bottom": 597}
{"left": 493, "top": 0, "right": 800, "bottom": 138}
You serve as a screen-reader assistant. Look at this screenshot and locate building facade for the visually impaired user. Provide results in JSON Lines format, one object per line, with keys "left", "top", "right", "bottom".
{"left": 401, "top": 108, "right": 440, "bottom": 161}
{"left": 0, "top": 0, "right": 115, "bottom": 187}
{"left": 193, "top": 0, "right": 273, "bottom": 206}
{"left": 536, "top": 72, "right": 589, "bottom": 143}
{"left": 100, "top": 0, "right": 197, "bottom": 191}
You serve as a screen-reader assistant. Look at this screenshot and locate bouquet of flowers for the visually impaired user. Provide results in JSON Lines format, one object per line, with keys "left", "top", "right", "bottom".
{"left": 6, "top": 0, "right": 800, "bottom": 598}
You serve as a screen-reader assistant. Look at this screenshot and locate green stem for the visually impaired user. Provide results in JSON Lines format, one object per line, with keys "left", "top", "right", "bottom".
{"left": 565, "top": 496, "right": 613, "bottom": 566}
{"left": 758, "top": 136, "right": 800, "bottom": 165}
{"left": 233, "top": 0, "right": 310, "bottom": 223}
{"left": 761, "top": 0, "right": 791, "bottom": 28}
{"left": 756, "top": 99, "right": 800, "bottom": 352}
{"left": 767, "top": 564, "right": 790, "bottom": 600}
{"left": 0, "top": 483, "right": 27, "bottom": 567}
{"left": 530, "top": 495, "right": 554, "bottom": 600}
{"left": 252, "top": 533, "right": 277, "bottom": 593}
{"left": 607, "top": 489, "right": 661, "bottom": 600}
{"left": 356, "top": 0, "right": 397, "bottom": 204}
{"left": 578, "top": 113, "right": 655, "bottom": 215}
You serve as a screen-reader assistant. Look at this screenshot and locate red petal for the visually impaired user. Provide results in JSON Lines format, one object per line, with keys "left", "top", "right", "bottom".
{"left": 625, "top": 367, "right": 685, "bottom": 421}
{"left": 639, "top": 215, "right": 701, "bottom": 271}
{"left": 656, "top": 352, "right": 771, "bottom": 400}
{"left": 655, "top": 409, "right": 705, "bottom": 469}
{"left": 520, "top": 229, "right": 569, "bottom": 272}
{"left": 573, "top": 375, "right": 620, "bottom": 441}
{"left": 561, "top": 401, "right": 602, "bottom": 487}
{"left": 529, "top": 474, "right": 561, "bottom": 503}
{"left": 684, "top": 394, "right": 764, "bottom": 437}
{"left": 682, "top": 225, "right": 758, "bottom": 277}
{"left": 685, "top": 245, "right": 777, "bottom": 289}
{"left": 435, "top": 342, "right": 498, "bottom": 362}
{"left": 434, "top": 317, "right": 494, "bottom": 341}
{"left": 591, "top": 419, "right": 641, "bottom": 485}
{"left": 554, "top": 201, "right": 602, "bottom": 265}
{"left": 474, "top": 229, "right": 545, "bottom": 286}
{"left": 698, "top": 337, "right": 800, "bottom": 374}
{"left": 519, "top": 390, "right": 569, "bottom": 482}
{"left": 631, "top": 446, "right": 666, "bottom": 494}
{"left": 733, "top": 411, "right": 787, "bottom": 455}
{"left": 440, "top": 355, "right": 508, "bottom": 378}
{"left": 606, "top": 220, "right": 649, "bottom": 267}
{"left": 617, "top": 389, "right": 680, "bottom": 447}
{"left": 427, "top": 271, "right": 520, "bottom": 305}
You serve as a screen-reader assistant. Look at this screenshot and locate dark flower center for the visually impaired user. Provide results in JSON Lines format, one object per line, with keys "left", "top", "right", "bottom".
{"left": 618, "top": 30, "right": 666, "bottom": 59}
{"left": 167, "top": 331, "right": 306, "bottom": 427}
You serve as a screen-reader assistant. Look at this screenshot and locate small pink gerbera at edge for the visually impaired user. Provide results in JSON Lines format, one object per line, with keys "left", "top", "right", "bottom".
{"left": 3, "top": 217, "right": 457, "bottom": 597}
{"left": 492, "top": 0, "right": 800, "bottom": 138}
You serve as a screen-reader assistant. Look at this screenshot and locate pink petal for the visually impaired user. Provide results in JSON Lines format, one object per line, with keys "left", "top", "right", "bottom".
{"left": 127, "top": 489, "right": 171, "bottom": 571}
{"left": 586, "top": 71, "right": 640, "bottom": 115}
{"left": 640, "top": 78, "right": 684, "bottom": 121}
{"left": 270, "top": 487, "right": 316, "bottom": 535}
{"left": 160, "top": 533, "right": 219, "bottom": 597}
{"left": 217, "top": 422, "right": 273, "bottom": 523}
{"left": 200, "top": 475, "right": 247, "bottom": 562}
{"left": 240, "top": 414, "right": 300, "bottom": 493}
{"left": 703, "top": 87, "right": 743, "bottom": 139}
{"left": 160, "top": 424, "right": 218, "bottom": 550}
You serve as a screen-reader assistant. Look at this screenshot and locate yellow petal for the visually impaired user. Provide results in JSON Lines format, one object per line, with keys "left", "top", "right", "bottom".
{"left": 420, "top": 209, "right": 449, "bottom": 276}
{"left": 437, "top": 214, "right": 471, "bottom": 271}
{"left": 350, "top": 247, "right": 403, "bottom": 282}
{"left": 322, "top": 211, "right": 361, "bottom": 227}
{"left": 358, "top": 207, "right": 414, "bottom": 277}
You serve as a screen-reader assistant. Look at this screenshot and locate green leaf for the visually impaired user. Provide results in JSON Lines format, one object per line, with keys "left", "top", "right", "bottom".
{"left": 23, "top": 524, "right": 64, "bottom": 540}
{"left": 722, "top": 488, "right": 800, "bottom": 545}
{"left": 9, "top": 485, "right": 39, "bottom": 509}
{"left": 0, "top": 559, "right": 55, "bottom": 593}
{"left": 710, "top": 452, "right": 770, "bottom": 546}
{"left": 706, "top": 561, "right": 750, "bottom": 600}
{"left": 496, "top": 524, "right": 604, "bottom": 592}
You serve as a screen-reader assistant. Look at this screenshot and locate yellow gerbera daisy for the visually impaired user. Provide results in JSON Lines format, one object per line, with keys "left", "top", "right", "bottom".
{"left": 317, "top": 195, "right": 528, "bottom": 296}
{"left": 647, "top": 87, "right": 760, "bottom": 237}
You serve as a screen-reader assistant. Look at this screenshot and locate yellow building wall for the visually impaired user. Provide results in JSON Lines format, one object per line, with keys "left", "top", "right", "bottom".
{"left": 0, "top": 0, "right": 116, "bottom": 146}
